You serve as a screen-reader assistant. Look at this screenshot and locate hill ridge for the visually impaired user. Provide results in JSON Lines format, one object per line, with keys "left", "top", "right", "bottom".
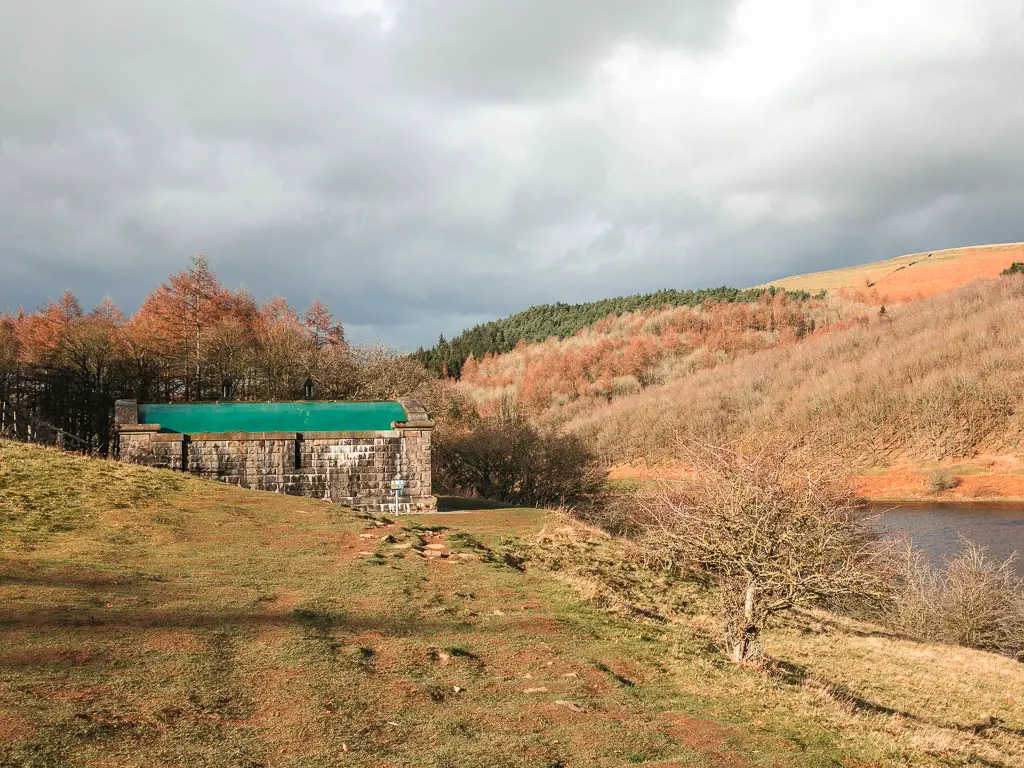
{"left": 765, "top": 242, "right": 1024, "bottom": 299}
{"left": 420, "top": 242, "right": 1024, "bottom": 378}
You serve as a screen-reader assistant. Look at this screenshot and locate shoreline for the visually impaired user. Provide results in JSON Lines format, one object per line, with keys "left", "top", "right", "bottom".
{"left": 865, "top": 496, "right": 1024, "bottom": 506}
{"left": 608, "top": 464, "right": 1024, "bottom": 506}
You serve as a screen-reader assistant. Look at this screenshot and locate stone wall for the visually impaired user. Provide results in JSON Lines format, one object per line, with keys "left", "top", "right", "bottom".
{"left": 114, "top": 401, "right": 435, "bottom": 513}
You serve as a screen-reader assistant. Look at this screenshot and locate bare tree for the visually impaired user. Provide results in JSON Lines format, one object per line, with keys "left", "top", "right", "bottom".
{"left": 636, "top": 439, "right": 893, "bottom": 663}
{"left": 349, "top": 343, "right": 436, "bottom": 400}
{"left": 889, "top": 538, "right": 1024, "bottom": 657}
{"left": 203, "top": 316, "right": 255, "bottom": 398}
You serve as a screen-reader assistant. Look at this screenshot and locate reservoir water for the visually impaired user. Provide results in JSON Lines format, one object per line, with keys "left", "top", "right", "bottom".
{"left": 874, "top": 503, "right": 1024, "bottom": 576}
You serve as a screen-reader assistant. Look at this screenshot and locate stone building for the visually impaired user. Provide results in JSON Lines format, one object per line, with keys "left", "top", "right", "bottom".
{"left": 114, "top": 398, "right": 435, "bottom": 513}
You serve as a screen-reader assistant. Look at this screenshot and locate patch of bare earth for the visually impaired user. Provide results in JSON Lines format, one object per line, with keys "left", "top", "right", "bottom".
{"left": 247, "top": 664, "right": 319, "bottom": 761}
{"left": 610, "top": 459, "right": 1024, "bottom": 502}
{"left": 145, "top": 630, "right": 202, "bottom": 653}
{"left": 663, "top": 713, "right": 754, "bottom": 768}
{"left": 855, "top": 469, "right": 1024, "bottom": 501}
{"left": 0, "top": 713, "right": 34, "bottom": 742}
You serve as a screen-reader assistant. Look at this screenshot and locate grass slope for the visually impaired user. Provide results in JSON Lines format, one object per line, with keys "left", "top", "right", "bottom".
{"left": 764, "top": 243, "right": 1024, "bottom": 301}
{"left": 2, "top": 441, "right": 1022, "bottom": 767}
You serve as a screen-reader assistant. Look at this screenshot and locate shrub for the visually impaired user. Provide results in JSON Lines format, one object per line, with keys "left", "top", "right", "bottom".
{"left": 1001, "top": 262, "right": 1024, "bottom": 276}
{"left": 889, "top": 539, "right": 1024, "bottom": 657}
{"left": 926, "top": 468, "right": 960, "bottom": 494}
{"left": 433, "top": 418, "right": 604, "bottom": 507}
{"left": 572, "top": 488, "right": 650, "bottom": 538}
{"left": 633, "top": 441, "right": 892, "bottom": 663}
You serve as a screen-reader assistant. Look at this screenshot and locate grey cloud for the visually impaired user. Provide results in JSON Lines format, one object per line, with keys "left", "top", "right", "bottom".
{"left": 389, "top": 0, "right": 737, "bottom": 101}
{"left": 1, "top": 0, "right": 1023, "bottom": 346}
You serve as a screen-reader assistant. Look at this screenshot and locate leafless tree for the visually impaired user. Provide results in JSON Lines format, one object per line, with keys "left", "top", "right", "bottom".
{"left": 636, "top": 439, "right": 893, "bottom": 663}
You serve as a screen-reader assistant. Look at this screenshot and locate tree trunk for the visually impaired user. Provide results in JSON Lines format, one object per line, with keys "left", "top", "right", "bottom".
{"left": 729, "top": 580, "right": 760, "bottom": 663}
{"left": 729, "top": 637, "right": 748, "bottom": 664}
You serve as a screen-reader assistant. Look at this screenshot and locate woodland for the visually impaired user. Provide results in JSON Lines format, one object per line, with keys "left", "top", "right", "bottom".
{"left": 0, "top": 256, "right": 433, "bottom": 453}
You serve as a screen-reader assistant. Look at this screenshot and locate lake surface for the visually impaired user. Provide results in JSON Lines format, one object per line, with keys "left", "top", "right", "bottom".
{"left": 873, "top": 503, "right": 1024, "bottom": 576}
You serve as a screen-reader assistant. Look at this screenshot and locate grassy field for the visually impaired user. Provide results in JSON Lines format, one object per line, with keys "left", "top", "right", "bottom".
{"left": 2, "top": 441, "right": 1022, "bottom": 767}
{"left": 763, "top": 243, "right": 1024, "bottom": 302}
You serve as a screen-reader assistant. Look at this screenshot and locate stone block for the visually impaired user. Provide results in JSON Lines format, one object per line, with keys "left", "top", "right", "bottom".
{"left": 115, "top": 404, "right": 433, "bottom": 513}
{"left": 114, "top": 399, "right": 139, "bottom": 427}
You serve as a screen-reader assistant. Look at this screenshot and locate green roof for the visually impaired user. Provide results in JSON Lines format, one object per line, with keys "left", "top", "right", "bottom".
{"left": 138, "top": 401, "right": 408, "bottom": 434}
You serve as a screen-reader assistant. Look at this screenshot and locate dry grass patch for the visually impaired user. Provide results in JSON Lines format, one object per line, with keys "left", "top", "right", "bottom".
{"left": 766, "top": 611, "right": 1024, "bottom": 767}
{"left": 765, "top": 243, "right": 1024, "bottom": 301}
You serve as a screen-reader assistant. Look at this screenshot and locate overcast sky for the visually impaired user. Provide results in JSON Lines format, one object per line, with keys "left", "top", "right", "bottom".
{"left": 2, "top": 1, "right": 1022, "bottom": 347}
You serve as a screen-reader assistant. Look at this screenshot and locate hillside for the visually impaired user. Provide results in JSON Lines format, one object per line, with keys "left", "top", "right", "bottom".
{"left": 569, "top": 275, "right": 1024, "bottom": 497}
{"left": 446, "top": 246, "right": 1024, "bottom": 498}
{"left": 2, "top": 441, "right": 1022, "bottom": 766}
{"left": 455, "top": 291, "right": 855, "bottom": 418}
{"left": 414, "top": 286, "right": 808, "bottom": 378}
{"left": 421, "top": 243, "right": 1023, "bottom": 381}
{"left": 765, "top": 242, "right": 1024, "bottom": 302}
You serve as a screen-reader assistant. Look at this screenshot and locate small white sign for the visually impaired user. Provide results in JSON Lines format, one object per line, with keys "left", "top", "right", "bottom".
{"left": 390, "top": 479, "right": 405, "bottom": 491}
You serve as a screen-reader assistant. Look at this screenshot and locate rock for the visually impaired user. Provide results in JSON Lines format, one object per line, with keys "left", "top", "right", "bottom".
{"left": 423, "top": 542, "right": 447, "bottom": 550}
{"left": 555, "top": 700, "right": 587, "bottom": 713}
{"left": 453, "top": 685, "right": 463, "bottom": 693}
{"left": 523, "top": 687, "right": 548, "bottom": 694}
{"left": 562, "top": 672, "right": 579, "bottom": 678}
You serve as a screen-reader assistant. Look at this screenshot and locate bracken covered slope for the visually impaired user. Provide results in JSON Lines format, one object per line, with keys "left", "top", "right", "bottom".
{"left": 455, "top": 244, "right": 1024, "bottom": 434}
{"left": 571, "top": 276, "right": 1024, "bottom": 493}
